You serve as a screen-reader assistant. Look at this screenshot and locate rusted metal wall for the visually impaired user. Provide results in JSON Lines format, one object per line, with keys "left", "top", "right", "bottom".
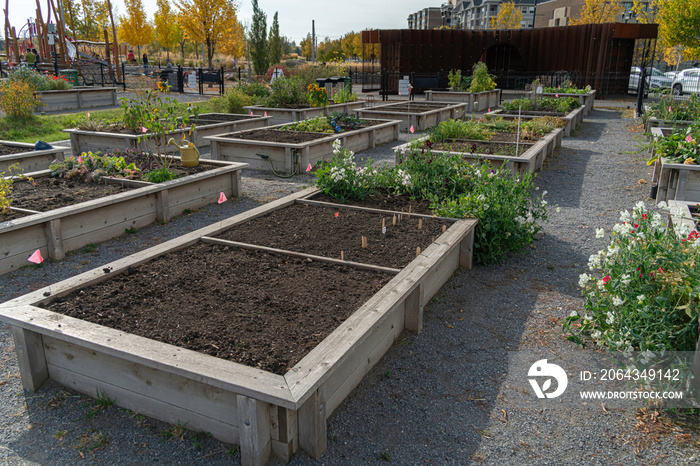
{"left": 364, "top": 23, "right": 657, "bottom": 95}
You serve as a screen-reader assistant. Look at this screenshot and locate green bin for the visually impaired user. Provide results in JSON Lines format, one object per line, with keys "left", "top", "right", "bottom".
{"left": 59, "top": 69, "right": 79, "bottom": 86}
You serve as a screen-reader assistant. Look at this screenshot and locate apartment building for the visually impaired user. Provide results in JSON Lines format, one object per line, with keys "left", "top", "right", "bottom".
{"left": 407, "top": 7, "right": 443, "bottom": 29}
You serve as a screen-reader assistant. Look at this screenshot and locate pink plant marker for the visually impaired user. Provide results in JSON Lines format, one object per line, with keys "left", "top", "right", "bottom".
{"left": 409, "top": 125, "right": 415, "bottom": 133}
{"left": 218, "top": 192, "right": 227, "bottom": 204}
{"left": 250, "top": 111, "right": 254, "bottom": 116}
{"left": 306, "top": 163, "right": 312, "bottom": 172}
{"left": 687, "top": 134, "right": 693, "bottom": 143}
{"left": 669, "top": 106, "right": 672, "bottom": 112}
{"left": 141, "top": 126, "right": 148, "bottom": 133}
{"left": 488, "top": 108, "right": 491, "bottom": 113}
{"left": 335, "top": 212, "right": 339, "bottom": 217}
{"left": 86, "top": 112, "right": 90, "bottom": 118}
{"left": 78, "top": 155, "right": 83, "bottom": 163}
{"left": 28, "top": 249, "right": 43, "bottom": 264}
{"left": 264, "top": 112, "right": 268, "bottom": 117}
{"left": 555, "top": 93, "right": 559, "bottom": 98}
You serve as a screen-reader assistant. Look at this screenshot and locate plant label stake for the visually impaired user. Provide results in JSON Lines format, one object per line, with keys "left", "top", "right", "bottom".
{"left": 218, "top": 192, "right": 227, "bottom": 204}
{"left": 28, "top": 249, "right": 44, "bottom": 264}
{"left": 341, "top": 250, "right": 344, "bottom": 260}
{"left": 416, "top": 246, "right": 421, "bottom": 257}
{"left": 393, "top": 215, "right": 397, "bottom": 225}
{"left": 442, "top": 225, "right": 447, "bottom": 233}
{"left": 382, "top": 218, "right": 386, "bottom": 234}
{"left": 418, "top": 218, "right": 422, "bottom": 230}
{"left": 361, "top": 236, "right": 368, "bottom": 249}
{"left": 516, "top": 103, "right": 522, "bottom": 157}
{"left": 409, "top": 205, "right": 412, "bottom": 217}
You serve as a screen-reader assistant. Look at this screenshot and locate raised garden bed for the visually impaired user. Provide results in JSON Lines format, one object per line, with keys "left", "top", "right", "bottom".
{"left": 646, "top": 116, "right": 694, "bottom": 132}
{"left": 538, "top": 90, "right": 596, "bottom": 115}
{"left": 35, "top": 87, "right": 119, "bottom": 113}
{"left": 353, "top": 102, "right": 467, "bottom": 132}
{"left": 64, "top": 113, "right": 271, "bottom": 155}
{"left": 0, "top": 187, "right": 478, "bottom": 465}
{"left": 424, "top": 89, "right": 501, "bottom": 112}
{"left": 486, "top": 106, "right": 585, "bottom": 137}
{"left": 243, "top": 101, "right": 366, "bottom": 125}
{"left": 206, "top": 119, "right": 401, "bottom": 175}
{"left": 393, "top": 127, "right": 563, "bottom": 175}
{"left": 650, "top": 127, "right": 700, "bottom": 204}
{"left": 0, "top": 159, "right": 247, "bottom": 276}
{"left": 0, "top": 140, "right": 69, "bottom": 173}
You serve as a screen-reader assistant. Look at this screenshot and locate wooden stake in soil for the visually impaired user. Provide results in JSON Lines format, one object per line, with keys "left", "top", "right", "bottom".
{"left": 409, "top": 205, "right": 412, "bottom": 217}
{"left": 392, "top": 215, "right": 397, "bottom": 226}
{"left": 442, "top": 225, "right": 447, "bottom": 233}
{"left": 418, "top": 218, "right": 422, "bottom": 230}
{"left": 382, "top": 218, "right": 386, "bottom": 234}
{"left": 361, "top": 236, "right": 367, "bottom": 249}
{"left": 341, "top": 251, "right": 344, "bottom": 260}
{"left": 416, "top": 246, "right": 421, "bottom": 257}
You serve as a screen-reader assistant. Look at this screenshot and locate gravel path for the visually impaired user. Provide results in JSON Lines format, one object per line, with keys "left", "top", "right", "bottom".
{"left": 2, "top": 105, "right": 698, "bottom": 464}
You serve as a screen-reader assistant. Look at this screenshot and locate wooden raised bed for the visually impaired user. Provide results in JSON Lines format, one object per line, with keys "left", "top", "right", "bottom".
{"left": 650, "top": 127, "right": 700, "bottom": 204}
{"left": 424, "top": 89, "right": 501, "bottom": 112}
{"left": 486, "top": 105, "right": 585, "bottom": 137}
{"left": 0, "top": 141, "right": 69, "bottom": 173}
{"left": 35, "top": 87, "right": 119, "bottom": 113}
{"left": 64, "top": 113, "right": 271, "bottom": 155}
{"left": 646, "top": 116, "right": 694, "bottom": 132}
{"left": 0, "top": 159, "right": 247, "bottom": 276}
{"left": 0, "top": 187, "right": 478, "bottom": 465}
{"left": 206, "top": 119, "right": 401, "bottom": 175}
{"left": 354, "top": 102, "right": 467, "bottom": 132}
{"left": 394, "top": 127, "right": 563, "bottom": 175}
{"left": 539, "top": 90, "right": 596, "bottom": 115}
{"left": 243, "top": 101, "right": 366, "bottom": 125}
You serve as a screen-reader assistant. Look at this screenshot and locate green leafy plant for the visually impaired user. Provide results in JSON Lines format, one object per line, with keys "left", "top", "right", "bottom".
{"left": 644, "top": 94, "right": 700, "bottom": 124}
{"left": 428, "top": 119, "right": 494, "bottom": 143}
{"left": 469, "top": 62, "right": 497, "bottom": 93}
{"left": 0, "top": 79, "right": 40, "bottom": 119}
{"left": 331, "top": 85, "right": 358, "bottom": 103}
{"left": 282, "top": 116, "right": 334, "bottom": 133}
{"left": 448, "top": 69, "right": 463, "bottom": 90}
{"left": 314, "top": 139, "right": 380, "bottom": 201}
{"left": 306, "top": 82, "right": 329, "bottom": 107}
{"left": 502, "top": 96, "right": 580, "bottom": 113}
{"left": 212, "top": 87, "right": 254, "bottom": 114}
{"left": 143, "top": 167, "right": 178, "bottom": 183}
{"left": 648, "top": 124, "right": 700, "bottom": 165}
{"left": 563, "top": 201, "right": 700, "bottom": 352}
{"left": 50, "top": 153, "right": 141, "bottom": 182}
{"left": 0, "top": 163, "right": 26, "bottom": 213}
{"left": 263, "top": 76, "right": 306, "bottom": 108}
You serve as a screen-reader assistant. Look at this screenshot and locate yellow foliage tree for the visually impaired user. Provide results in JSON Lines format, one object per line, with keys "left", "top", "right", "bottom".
{"left": 657, "top": 0, "right": 700, "bottom": 50}
{"left": 154, "top": 0, "right": 179, "bottom": 58}
{"left": 175, "top": 0, "right": 239, "bottom": 69}
{"left": 490, "top": 1, "right": 523, "bottom": 29}
{"left": 219, "top": 19, "right": 246, "bottom": 59}
{"left": 570, "top": 0, "right": 622, "bottom": 25}
{"left": 118, "top": 0, "right": 154, "bottom": 57}
{"left": 300, "top": 34, "right": 313, "bottom": 60}
{"left": 80, "top": 0, "right": 111, "bottom": 41}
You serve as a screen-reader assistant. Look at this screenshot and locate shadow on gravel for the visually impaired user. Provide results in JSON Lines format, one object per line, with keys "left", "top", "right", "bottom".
{"left": 306, "top": 234, "right": 588, "bottom": 464}
{"left": 540, "top": 147, "right": 594, "bottom": 209}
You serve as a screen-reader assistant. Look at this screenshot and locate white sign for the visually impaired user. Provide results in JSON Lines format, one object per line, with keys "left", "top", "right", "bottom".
{"left": 270, "top": 67, "right": 285, "bottom": 83}
{"left": 188, "top": 71, "right": 197, "bottom": 88}
{"left": 398, "top": 78, "right": 410, "bottom": 96}
{"left": 536, "top": 86, "right": 543, "bottom": 94}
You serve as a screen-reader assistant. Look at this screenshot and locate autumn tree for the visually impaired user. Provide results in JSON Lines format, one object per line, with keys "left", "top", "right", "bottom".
{"left": 249, "top": 0, "right": 269, "bottom": 74}
{"left": 118, "top": 0, "right": 154, "bottom": 58}
{"left": 657, "top": 0, "right": 700, "bottom": 52}
{"left": 80, "top": 0, "right": 111, "bottom": 41}
{"left": 490, "top": 1, "right": 523, "bottom": 29}
{"left": 268, "top": 12, "right": 283, "bottom": 65}
{"left": 570, "top": 0, "right": 622, "bottom": 25}
{"left": 175, "top": 0, "right": 239, "bottom": 69}
{"left": 154, "top": 0, "right": 179, "bottom": 58}
{"left": 300, "top": 34, "right": 313, "bottom": 60}
{"left": 220, "top": 18, "right": 246, "bottom": 59}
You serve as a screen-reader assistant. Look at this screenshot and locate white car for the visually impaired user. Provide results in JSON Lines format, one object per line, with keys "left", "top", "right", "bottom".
{"left": 671, "top": 68, "right": 700, "bottom": 95}
{"left": 665, "top": 71, "right": 679, "bottom": 80}
{"left": 629, "top": 67, "right": 673, "bottom": 93}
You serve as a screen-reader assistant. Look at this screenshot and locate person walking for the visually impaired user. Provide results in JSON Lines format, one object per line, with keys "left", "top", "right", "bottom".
{"left": 142, "top": 53, "right": 149, "bottom": 74}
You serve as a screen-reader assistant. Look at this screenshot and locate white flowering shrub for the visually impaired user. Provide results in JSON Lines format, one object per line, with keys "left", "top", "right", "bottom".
{"left": 564, "top": 201, "right": 700, "bottom": 352}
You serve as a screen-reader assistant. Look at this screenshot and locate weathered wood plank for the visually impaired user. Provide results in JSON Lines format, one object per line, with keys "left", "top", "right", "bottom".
{"left": 9, "top": 326, "right": 49, "bottom": 393}
{"left": 295, "top": 199, "right": 457, "bottom": 222}
{"left": 237, "top": 395, "right": 272, "bottom": 466}
{"left": 297, "top": 387, "right": 327, "bottom": 460}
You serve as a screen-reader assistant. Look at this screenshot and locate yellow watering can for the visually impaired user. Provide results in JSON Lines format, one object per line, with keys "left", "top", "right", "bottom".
{"left": 168, "top": 138, "right": 200, "bottom": 167}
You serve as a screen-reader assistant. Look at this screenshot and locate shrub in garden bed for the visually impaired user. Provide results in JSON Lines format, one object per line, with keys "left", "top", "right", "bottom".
{"left": 644, "top": 94, "right": 700, "bottom": 125}
{"left": 280, "top": 113, "right": 367, "bottom": 134}
{"left": 314, "top": 140, "right": 548, "bottom": 265}
{"left": 648, "top": 123, "right": 700, "bottom": 165}
{"left": 564, "top": 201, "right": 700, "bottom": 352}
{"left": 502, "top": 96, "right": 581, "bottom": 113}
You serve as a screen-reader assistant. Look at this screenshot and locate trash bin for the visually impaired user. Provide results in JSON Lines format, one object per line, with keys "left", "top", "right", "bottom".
{"left": 59, "top": 69, "right": 79, "bottom": 86}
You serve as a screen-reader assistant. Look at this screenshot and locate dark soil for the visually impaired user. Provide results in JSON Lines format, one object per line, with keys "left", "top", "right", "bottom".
{"left": 0, "top": 144, "right": 28, "bottom": 157}
{"left": 192, "top": 114, "right": 253, "bottom": 123}
{"left": 229, "top": 128, "right": 331, "bottom": 143}
{"left": 312, "top": 191, "right": 434, "bottom": 215}
{"left": 217, "top": 204, "right": 449, "bottom": 268}
{"left": 499, "top": 110, "right": 566, "bottom": 117}
{"left": 43, "top": 244, "right": 391, "bottom": 375}
{"left": 434, "top": 139, "right": 534, "bottom": 156}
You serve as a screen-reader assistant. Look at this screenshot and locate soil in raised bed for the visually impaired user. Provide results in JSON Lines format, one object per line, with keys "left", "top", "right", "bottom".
{"left": 498, "top": 110, "right": 566, "bottom": 117}
{"left": 372, "top": 103, "right": 453, "bottom": 113}
{"left": 312, "top": 191, "right": 434, "bottom": 216}
{"left": 0, "top": 164, "right": 213, "bottom": 221}
{"left": 228, "top": 128, "right": 331, "bottom": 143}
{"left": 216, "top": 204, "right": 449, "bottom": 268}
{"left": 192, "top": 114, "right": 253, "bottom": 123}
{"left": 43, "top": 244, "right": 391, "bottom": 375}
{"left": 433, "top": 140, "right": 534, "bottom": 156}
{"left": 0, "top": 144, "right": 29, "bottom": 157}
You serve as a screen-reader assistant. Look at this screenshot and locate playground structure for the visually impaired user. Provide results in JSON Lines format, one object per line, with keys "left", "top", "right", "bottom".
{"left": 3, "top": 0, "right": 122, "bottom": 83}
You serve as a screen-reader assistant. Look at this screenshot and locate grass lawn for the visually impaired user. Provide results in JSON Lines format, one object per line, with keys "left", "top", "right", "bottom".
{"left": 0, "top": 99, "right": 217, "bottom": 143}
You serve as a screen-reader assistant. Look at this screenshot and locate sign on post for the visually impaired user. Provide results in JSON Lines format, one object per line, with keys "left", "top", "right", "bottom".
{"left": 398, "top": 76, "right": 410, "bottom": 96}
{"left": 188, "top": 71, "right": 197, "bottom": 88}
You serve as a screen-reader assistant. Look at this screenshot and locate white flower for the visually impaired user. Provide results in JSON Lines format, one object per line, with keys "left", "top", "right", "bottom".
{"left": 542, "top": 190, "right": 548, "bottom": 196}
{"left": 606, "top": 311, "right": 615, "bottom": 325}
{"left": 583, "top": 314, "right": 593, "bottom": 321}
{"left": 607, "top": 244, "right": 619, "bottom": 257}
{"left": 635, "top": 201, "right": 647, "bottom": 213}
{"left": 483, "top": 204, "right": 490, "bottom": 210}
{"left": 621, "top": 274, "right": 631, "bottom": 285}
{"left": 591, "top": 330, "right": 602, "bottom": 340}
{"left": 640, "top": 349, "right": 655, "bottom": 364}
{"left": 588, "top": 254, "right": 601, "bottom": 270}
{"left": 656, "top": 201, "right": 667, "bottom": 210}
{"left": 556, "top": 207, "right": 561, "bottom": 213}
{"left": 477, "top": 194, "right": 486, "bottom": 202}
{"left": 541, "top": 199, "right": 548, "bottom": 206}
{"left": 612, "top": 296, "right": 623, "bottom": 306}
{"left": 569, "top": 310, "right": 579, "bottom": 318}
{"left": 578, "top": 273, "right": 591, "bottom": 287}
{"left": 597, "top": 279, "right": 607, "bottom": 291}
{"left": 693, "top": 238, "right": 700, "bottom": 249}
{"left": 637, "top": 294, "right": 646, "bottom": 303}
{"left": 619, "top": 210, "right": 631, "bottom": 223}
{"left": 596, "top": 228, "right": 605, "bottom": 238}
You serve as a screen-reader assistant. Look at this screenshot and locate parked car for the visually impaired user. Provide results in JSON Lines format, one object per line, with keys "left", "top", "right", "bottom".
{"left": 665, "top": 71, "right": 679, "bottom": 80}
{"left": 671, "top": 68, "right": 700, "bottom": 95}
{"left": 628, "top": 67, "right": 673, "bottom": 93}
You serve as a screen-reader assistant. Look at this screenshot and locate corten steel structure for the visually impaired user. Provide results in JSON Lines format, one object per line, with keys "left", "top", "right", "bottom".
{"left": 361, "top": 23, "right": 658, "bottom": 97}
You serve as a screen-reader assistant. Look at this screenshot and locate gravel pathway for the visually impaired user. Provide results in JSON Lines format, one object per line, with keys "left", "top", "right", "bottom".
{"left": 1, "top": 106, "right": 698, "bottom": 464}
